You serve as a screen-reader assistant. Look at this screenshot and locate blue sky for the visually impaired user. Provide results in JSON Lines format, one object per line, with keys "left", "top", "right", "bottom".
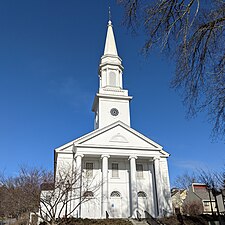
{"left": 0, "top": 0, "right": 224, "bottom": 186}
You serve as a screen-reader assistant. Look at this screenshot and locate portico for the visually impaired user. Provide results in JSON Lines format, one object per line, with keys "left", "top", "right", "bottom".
{"left": 66, "top": 128, "right": 171, "bottom": 218}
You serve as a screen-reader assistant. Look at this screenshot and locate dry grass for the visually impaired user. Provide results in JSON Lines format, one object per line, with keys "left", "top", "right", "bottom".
{"left": 159, "top": 215, "right": 225, "bottom": 225}
{"left": 58, "top": 218, "right": 133, "bottom": 225}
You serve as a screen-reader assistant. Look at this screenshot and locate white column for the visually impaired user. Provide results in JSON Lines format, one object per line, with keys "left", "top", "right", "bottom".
{"left": 153, "top": 156, "right": 163, "bottom": 217}
{"left": 75, "top": 154, "right": 84, "bottom": 218}
{"left": 148, "top": 160, "right": 155, "bottom": 217}
{"left": 129, "top": 155, "right": 138, "bottom": 218}
{"left": 119, "top": 70, "right": 123, "bottom": 89}
{"left": 101, "top": 154, "right": 110, "bottom": 218}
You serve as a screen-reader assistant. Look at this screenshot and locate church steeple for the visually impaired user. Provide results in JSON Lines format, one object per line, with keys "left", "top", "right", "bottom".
{"left": 98, "top": 19, "right": 124, "bottom": 89}
{"left": 103, "top": 20, "right": 118, "bottom": 56}
{"left": 92, "top": 18, "right": 132, "bottom": 130}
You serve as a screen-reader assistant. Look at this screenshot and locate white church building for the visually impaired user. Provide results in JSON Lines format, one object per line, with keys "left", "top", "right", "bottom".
{"left": 53, "top": 19, "right": 172, "bottom": 219}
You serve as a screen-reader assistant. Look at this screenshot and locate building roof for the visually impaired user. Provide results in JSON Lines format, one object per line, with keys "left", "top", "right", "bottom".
{"left": 171, "top": 189, "right": 186, "bottom": 197}
{"left": 192, "top": 183, "right": 214, "bottom": 200}
{"left": 54, "top": 121, "right": 169, "bottom": 155}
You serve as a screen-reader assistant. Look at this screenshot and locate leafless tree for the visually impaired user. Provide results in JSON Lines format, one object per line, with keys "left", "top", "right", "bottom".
{"left": 198, "top": 169, "right": 221, "bottom": 190}
{"left": 215, "top": 164, "right": 225, "bottom": 189}
{"left": 197, "top": 169, "right": 225, "bottom": 218}
{"left": 173, "top": 172, "right": 198, "bottom": 189}
{"left": 183, "top": 201, "right": 203, "bottom": 215}
{"left": 0, "top": 166, "right": 53, "bottom": 220}
{"left": 37, "top": 167, "right": 102, "bottom": 225}
{"left": 0, "top": 165, "right": 102, "bottom": 225}
{"left": 118, "top": 0, "right": 225, "bottom": 139}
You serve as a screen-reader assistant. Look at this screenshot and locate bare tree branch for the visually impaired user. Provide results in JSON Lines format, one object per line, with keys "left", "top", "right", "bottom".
{"left": 118, "top": 0, "right": 225, "bottom": 140}
{"left": 37, "top": 167, "right": 102, "bottom": 225}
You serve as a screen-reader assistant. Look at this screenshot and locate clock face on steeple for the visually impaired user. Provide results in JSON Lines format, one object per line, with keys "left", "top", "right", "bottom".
{"left": 110, "top": 108, "right": 119, "bottom": 116}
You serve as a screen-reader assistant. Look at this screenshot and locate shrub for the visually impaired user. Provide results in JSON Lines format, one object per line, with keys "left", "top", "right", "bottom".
{"left": 183, "top": 201, "right": 203, "bottom": 216}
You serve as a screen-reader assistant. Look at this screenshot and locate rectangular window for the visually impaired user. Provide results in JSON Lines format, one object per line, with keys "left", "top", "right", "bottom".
{"left": 112, "top": 163, "right": 119, "bottom": 178}
{"left": 86, "top": 162, "right": 93, "bottom": 178}
{"left": 204, "top": 202, "right": 210, "bottom": 207}
{"left": 136, "top": 164, "right": 143, "bottom": 178}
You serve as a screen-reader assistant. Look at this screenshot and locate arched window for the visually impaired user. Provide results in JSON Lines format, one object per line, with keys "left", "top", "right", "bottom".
{"left": 110, "top": 191, "right": 121, "bottom": 197}
{"left": 137, "top": 191, "right": 147, "bottom": 197}
{"left": 83, "top": 191, "right": 94, "bottom": 197}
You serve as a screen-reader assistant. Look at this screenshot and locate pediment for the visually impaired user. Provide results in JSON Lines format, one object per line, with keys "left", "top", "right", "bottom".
{"left": 74, "top": 121, "right": 162, "bottom": 150}
{"left": 54, "top": 121, "right": 171, "bottom": 157}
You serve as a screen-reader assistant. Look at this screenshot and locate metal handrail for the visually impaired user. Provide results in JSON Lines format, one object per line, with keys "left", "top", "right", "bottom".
{"left": 144, "top": 211, "right": 162, "bottom": 225}
{"left": 136, "top": 210, "right": 141, "bottom": 221}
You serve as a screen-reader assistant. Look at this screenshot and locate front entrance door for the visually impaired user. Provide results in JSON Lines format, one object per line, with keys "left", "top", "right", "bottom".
{"left": 137, "top": 191, "right": 148, "bottom": 218}
{"left": 109, "top": 191, "right": 122, "bottom": 218}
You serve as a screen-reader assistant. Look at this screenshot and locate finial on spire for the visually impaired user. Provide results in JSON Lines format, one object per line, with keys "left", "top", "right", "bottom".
{"left": 104, "top": 5, "right": 118, "bottom": 56}
{"left": 108, "top": 6, "right": 111, "bottom": 21}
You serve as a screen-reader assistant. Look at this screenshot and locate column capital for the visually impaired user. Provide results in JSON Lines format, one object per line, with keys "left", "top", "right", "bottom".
{"left": 153, "top": 156, "right": 160, "bottom": 161}
{"left": 129, "top": 155, "right": 138, "bottom": 160}
{"left": 75, "top": 154, "right": 84, "bottom": 159}
{"left": 101, "top": 154, "right": 110, "bottom": 159}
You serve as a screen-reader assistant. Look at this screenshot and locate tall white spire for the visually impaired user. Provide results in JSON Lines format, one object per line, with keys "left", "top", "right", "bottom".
{"left": 103, "top": 20, "right": 118, "bottom": 56}
{"left": 92, "top": 17, "right": 132, "bottom": 130}
{"left": 99, "top": 18, "right": 123, "bottom": 79}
